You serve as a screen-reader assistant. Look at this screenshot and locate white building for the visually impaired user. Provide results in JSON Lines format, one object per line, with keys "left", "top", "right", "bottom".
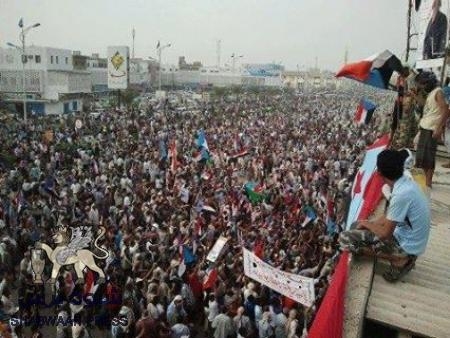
{"left": 0, "top": 46, "right": 91, "bottom": 115}
{"left": 130, "top": 58, "right": 154, "bottom": 86}
{"left": 86, "top": 53, "right": 108, "bottom": 93}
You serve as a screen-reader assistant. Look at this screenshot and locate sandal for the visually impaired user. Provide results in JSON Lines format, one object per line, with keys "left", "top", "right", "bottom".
{"left": 382, "top": 257, "right": 416, "bottom": 283}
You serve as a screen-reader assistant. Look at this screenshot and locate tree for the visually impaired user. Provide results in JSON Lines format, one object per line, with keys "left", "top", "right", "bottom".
{"left": 121, "top": 88, "right": 140, "bottom": 110}
{"left": 212, "top": 87, "right": 226, "bottom": 98}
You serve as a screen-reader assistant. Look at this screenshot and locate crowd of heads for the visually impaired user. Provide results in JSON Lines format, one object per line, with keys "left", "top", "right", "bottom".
{"left": 0, "top": 87, "right": 393, "bottom": 337}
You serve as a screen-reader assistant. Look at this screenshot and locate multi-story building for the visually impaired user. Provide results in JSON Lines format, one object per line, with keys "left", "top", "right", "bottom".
{"left": 130, "top": 58, "right": 159, "bottom": 89}
{"left": 243, "top": 63, "right": 285, "bottom": 77}
{"left": 178, "top": 56, "right": 202, "bottom": 71}
{"left": 0, "top": 46, "right": 91, "bottom": 115}
{"left": 86, "top": 53, "right": 108, "bottom": 94}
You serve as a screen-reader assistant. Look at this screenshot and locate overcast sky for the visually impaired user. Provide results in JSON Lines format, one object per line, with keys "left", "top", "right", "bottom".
{"left": 1, "top": 0, "right": 409, "bottom": 70}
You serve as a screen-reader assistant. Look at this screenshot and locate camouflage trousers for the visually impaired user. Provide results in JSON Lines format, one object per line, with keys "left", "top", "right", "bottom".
{"left": 391, "top": 107, "right": 419, "bottom": 150}
{"left": 339, "top": 229, "right": 409, "bottom": 259}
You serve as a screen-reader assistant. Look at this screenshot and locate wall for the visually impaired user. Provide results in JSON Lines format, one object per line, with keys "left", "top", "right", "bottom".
{"left": 0, "top": 70, "right": 44, "bottom": 93}
{"left": 67, "top": 72, "right": 91, "bottom": 93}
{"left": 0, "top": 46, "right": 73, "bottom": 72}
{"left": 90, "top": 68, "right": 107, "bottom": 87}
{"left": 45, "top": 101, "right": 62, "bottom": 115}
{"left": 45, "top": 98, "right": 83, "bottom": 115}
{"left": 44, "top": 47, "right": 73, "bottom": 71}
{"left": 159, "top": 70, "right": 264, "bottom": 87}
{"left": 44, "top": 71, "right": 91, "bottom": 100}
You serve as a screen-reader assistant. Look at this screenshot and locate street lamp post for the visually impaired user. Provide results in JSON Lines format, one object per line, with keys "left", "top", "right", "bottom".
{"left": 157, "top": 42, "right": 171, "bottom": 91}
{"left": 11, "top": 18, "right": 40, "bottom": 122}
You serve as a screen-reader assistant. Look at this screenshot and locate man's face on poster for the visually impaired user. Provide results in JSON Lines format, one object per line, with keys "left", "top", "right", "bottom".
{"left": 433, "top": 0, "right": 442, "bottom": 12}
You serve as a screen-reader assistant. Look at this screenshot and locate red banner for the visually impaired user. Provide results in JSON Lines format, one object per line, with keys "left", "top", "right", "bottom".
{"left": 309, "top": 251, "right": 349, "bottom": 338}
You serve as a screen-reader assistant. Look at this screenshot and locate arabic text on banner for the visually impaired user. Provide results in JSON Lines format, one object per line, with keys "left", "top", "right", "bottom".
{"left": 243, "top": 248, "right": 315, "bottom": 307}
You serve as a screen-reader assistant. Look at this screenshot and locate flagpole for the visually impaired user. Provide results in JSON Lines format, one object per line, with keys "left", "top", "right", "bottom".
{"left": 158, "top": 45, "right": 162, "bottom": 91}
{"left": 21, "top": 24, "right": 26, "bottom": 122}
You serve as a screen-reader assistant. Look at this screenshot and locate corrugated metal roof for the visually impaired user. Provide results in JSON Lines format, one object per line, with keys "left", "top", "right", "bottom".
{"left": 365, "top": 183, "right": 450, "bottom": 338}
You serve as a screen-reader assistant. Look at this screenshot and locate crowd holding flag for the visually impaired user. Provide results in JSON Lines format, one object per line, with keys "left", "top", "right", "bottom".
{"left": 182, "top": 245, "right": 196, "bottom": 265}
{"left": 301, "top": 205, "right": 318, "bottom": 228}
{"left": 168, "top": 139, "right": 178, "bottom": 172}
{"left": 159, "top": 139, "right": 167, "bottom": 160}
{"left": 202, "top": 268, "right": 218, "bottom": 290}
{"left": 354, "top": 98, "right": 377, "bottom": 125}
{"left": 244, "top": 182, "right": 266, "bottom": 204}
{"left": 194, "top": 129, "right": 211, "bottom": 162}
{"left": 196, "top": 129, "right": 209, "bottom": 151}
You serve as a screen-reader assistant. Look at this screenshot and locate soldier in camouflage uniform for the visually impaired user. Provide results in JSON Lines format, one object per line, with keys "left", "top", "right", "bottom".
{"left": 390, "top": 95, "right": 420, "bottom": 149}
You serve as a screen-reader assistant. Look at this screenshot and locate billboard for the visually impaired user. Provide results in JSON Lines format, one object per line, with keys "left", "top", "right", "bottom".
{"left": 416, "top": 0, "right": 450, "bottom": 69}
{"left": 107, "top": 46, "right": 129, "bottom": 89}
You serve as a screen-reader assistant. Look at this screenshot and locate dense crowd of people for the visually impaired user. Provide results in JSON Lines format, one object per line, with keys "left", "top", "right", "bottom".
{"left": 0, "top": 88, "right": 394, "bottom": 338}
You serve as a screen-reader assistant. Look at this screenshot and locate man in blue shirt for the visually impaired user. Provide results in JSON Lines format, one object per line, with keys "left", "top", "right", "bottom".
{"left": 339, "top": 149, "right": 431, "bottom": 282}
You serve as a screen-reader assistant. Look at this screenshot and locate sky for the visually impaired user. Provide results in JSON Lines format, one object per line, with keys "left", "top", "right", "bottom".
{"left": 1, "top": 0, "right": 409, "bottom": 71}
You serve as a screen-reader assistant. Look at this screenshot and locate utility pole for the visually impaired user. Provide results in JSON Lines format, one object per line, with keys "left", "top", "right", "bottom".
{"left": 132, "top": 28, "right": 135, "bottom": 59}
{"left": 12, "top": 18, "right": 40, "bottom": 122}
{"left": 157, "top": 42, "right": 171, "bottom": 91}
{"left": 158, "top": 46, "right": 162, "bottom": 90}
{"left": 216, "top": 39, "right": 221, "bottom": 69}
{"left": 406, "top": 0, "right": 412, "bottom": 62}
{"left": 405, "top": 0, "right": 418, "bottom": 63}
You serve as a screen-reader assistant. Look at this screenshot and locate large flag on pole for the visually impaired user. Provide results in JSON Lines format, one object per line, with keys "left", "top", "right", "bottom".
{"left": 355, "top": 99, "right": 377, "bottom": 125}
{"left": 346, "top": 134, "right": 390, "bottom": 230}
{"left": 336, "top": 50, "right": 403, "bottom": 90}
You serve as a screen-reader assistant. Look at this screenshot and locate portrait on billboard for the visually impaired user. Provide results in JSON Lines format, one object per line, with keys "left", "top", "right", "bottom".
{"left": 423, "top": 0, "right": 448, "bottom": 59}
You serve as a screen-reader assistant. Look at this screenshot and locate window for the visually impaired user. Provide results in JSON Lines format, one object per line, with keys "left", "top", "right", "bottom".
{"left": 56, "top": 56, "right": 59, "bottom": 64}
{"left": 51, "top": 56, "right": 53, "bottom": 64}
{"left": 65, "top": 57, "right": 68, "bottom": 64}
{"left": 35, "top": 55, "right": 41, "bottom": 63}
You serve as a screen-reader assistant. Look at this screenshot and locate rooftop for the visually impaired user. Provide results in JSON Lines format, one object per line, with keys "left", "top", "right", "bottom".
{"left": 344, "top": 156, "right": 450, "bottom": 338}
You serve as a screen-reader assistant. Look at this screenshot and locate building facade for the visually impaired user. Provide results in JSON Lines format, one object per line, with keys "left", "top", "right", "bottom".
{"left": 0, "top": 46, "right": 90, "bottom": 115}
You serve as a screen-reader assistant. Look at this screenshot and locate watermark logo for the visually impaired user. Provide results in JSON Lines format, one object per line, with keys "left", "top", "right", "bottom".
{"left": 9, "top": 315, "right": 128, "bottom": 327}
{"left": 31, "top": 226, "right": 109, "bottom": 284}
